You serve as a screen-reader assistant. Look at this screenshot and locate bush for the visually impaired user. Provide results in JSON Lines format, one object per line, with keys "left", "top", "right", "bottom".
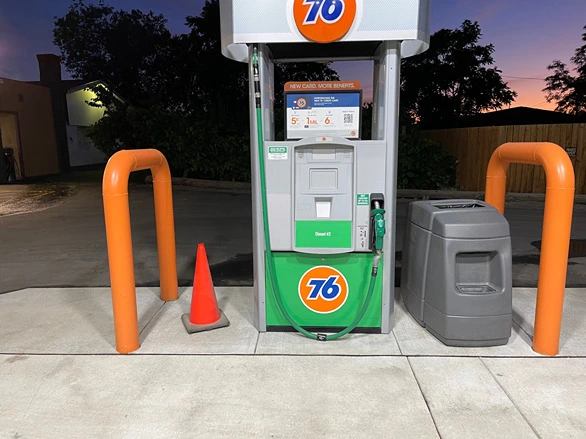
{"left": 398, "top": 131, "right": 457, "bottom": 189}
{"left": 86, "top": 103, "right": 251, "bottom": 182}
{"left": 187, "top": 123, "right": 251, "bottom": 182}
{"left": 87, "top": 102, "right": 453, "bottom": 187}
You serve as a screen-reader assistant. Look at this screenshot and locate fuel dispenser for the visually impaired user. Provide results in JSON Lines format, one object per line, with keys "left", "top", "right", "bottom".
{"left": 219, "top": 0, "right": 431, "bottom": 338}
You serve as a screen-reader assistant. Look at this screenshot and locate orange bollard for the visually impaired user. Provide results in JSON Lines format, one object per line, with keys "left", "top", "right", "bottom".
{"left": 485, "top": 142, "right": 574, "bottom": 356}
{"left": 103, "top": 149, "right": 179, "bottom": 354}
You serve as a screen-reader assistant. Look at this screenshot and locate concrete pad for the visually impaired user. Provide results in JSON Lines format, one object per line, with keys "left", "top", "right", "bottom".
{"left": 512, "top": 288, "right": 586, "bottom": 356}
{"left": 3, "top": 286, "right": 582, "bottom": 357}
{"left": 484, "top": 358, "right": 586, "bottom": 437}
{"left": 138, "top": 287, "right": 258, "bottom": 354}
{"left": 0, "top": 355, "right": 438, "bottom": 439}
{"left": 409, "top": 357, "right": 537, "bottom": 438}
{"left": 0, "top": 288, "right": 163, "bottom": 354}
{"left": 393, "top": 299, "right": 538, "bottom": 357}
{"left": 256, "top": 330, "right": 401, "bottom": 355}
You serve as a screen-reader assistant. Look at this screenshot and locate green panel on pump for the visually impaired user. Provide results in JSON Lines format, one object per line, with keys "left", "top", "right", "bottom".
{"left": 295, "top": 221, "right": 353, "bottom": 248}
{"left": 266, "top": 253, "right": 383, "bottom": 329}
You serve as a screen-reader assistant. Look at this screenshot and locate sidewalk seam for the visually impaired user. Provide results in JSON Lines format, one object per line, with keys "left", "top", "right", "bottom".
{"left": 2, "top": 353, "right": 585, "bottom": 358}
{"left": 392, "top": 330, "right": 404, "bottom": 355}
{"left": 406, "top": 356, "right": 443, "bottom": 439}
{"left": 479, "top": 357, "right": 542, "bottom": 439}
{"left": 138, "top": 301, "right": 167, "bottom": 337}
{"left": 18, "top": 380, "right": 43, "bottom": 427}
{"left": 513, "top": 319, "right": 534, "bottom": 341}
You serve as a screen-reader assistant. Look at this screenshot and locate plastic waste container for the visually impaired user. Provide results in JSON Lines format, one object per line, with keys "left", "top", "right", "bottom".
{"left": 401, "top": 199, "right": 512, "bottom": 346}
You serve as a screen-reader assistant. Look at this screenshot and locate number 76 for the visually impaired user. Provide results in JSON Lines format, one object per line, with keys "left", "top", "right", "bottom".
{"left": 307, "top": 276, "right": 342, "bottom": 300}
{"left": 302, "top": 0, "right": 346, "bottom": 25}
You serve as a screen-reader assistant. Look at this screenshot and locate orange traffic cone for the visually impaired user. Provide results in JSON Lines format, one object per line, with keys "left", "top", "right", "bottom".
{"left": 181, "top": 243, "right": 230, "bottom": 334}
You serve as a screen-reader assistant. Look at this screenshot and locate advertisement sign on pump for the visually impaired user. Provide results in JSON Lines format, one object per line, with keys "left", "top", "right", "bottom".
{"left": 285, "top": 81, "right": 362, "bottom": 140}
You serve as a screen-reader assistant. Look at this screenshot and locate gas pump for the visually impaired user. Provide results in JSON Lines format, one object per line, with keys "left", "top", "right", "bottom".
{"left": 220, "top": 0, "right": 430, "bottom": 338}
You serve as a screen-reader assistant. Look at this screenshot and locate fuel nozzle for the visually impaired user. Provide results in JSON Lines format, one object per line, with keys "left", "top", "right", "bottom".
{"left": 368, "top": 194, "right": 386, "bottom": 276}
{"left": 369, "top": 193, "right": 386, "bottom": 254}
{"left": 373, "top": 204, "right": 386, "bottom": 252}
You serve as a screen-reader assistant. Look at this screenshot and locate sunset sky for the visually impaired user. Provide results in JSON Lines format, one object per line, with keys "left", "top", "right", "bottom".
{"left": 1, "top": 0, "right": 585, "bottom": 111}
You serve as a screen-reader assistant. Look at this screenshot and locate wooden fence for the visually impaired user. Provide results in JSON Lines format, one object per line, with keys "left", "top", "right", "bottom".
{"left": 424, "top": 123, "right": 586, "bottom": 194}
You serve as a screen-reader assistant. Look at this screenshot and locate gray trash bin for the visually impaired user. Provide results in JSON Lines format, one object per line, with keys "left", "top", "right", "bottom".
{"left": 401, "top": 200, "right": 512, "bottom": 347}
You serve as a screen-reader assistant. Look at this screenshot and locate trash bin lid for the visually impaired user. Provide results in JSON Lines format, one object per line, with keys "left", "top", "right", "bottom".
{"left": 408, "top": 199, "right": 510, "bottom": 239}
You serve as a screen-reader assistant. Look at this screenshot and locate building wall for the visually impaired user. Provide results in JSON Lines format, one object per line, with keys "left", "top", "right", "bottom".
{"left": 66, "top": 125, "right": 106, "bottom": 167}
{"left": 0, "top": 112, "right": 24, "bottom": 178}
{"left": 65, "top": 86, "right": 108, "bottom": 167}
{"left": 0, "top": 78, "right": 60, "bottom": 177}
{"left": 37, "top": 54, "right": 71, "bottom": 172}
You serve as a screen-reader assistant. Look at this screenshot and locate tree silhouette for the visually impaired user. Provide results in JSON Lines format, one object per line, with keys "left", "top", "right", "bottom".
{"left": 54, "top": 0, "right": 173, "bottom": 104}
{"left": 53, "top": 0, "right": 338, "bottom": 179}
{"left": 544, "top": 25, "right": 586, "bottom": 115}
{"left": 401, "top": 20, "right": 516, "bottom": 129}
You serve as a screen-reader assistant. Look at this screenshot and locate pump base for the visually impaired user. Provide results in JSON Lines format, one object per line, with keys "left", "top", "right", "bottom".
{"left": 181, "top": 311, "right": 230, "bottom": 334}
{"left": 267, "top": 326, "right": 381, "bottom": 334}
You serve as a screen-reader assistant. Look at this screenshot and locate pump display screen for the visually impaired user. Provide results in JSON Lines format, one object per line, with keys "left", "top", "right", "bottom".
{"left": 285, "top": 82, "right": 362, "bottom": 140}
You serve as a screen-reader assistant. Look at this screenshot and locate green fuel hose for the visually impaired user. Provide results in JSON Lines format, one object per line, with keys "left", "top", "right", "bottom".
{"left": 252, "top": 46, "right": 383, "bottom": 341}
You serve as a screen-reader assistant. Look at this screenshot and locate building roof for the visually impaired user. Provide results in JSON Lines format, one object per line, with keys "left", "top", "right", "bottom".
{"left": 26, "top": 79, "right": 87, "bottom": 93}
{"left": 0, "top": 76, "right": 52, "bottom": 90}
{"left": 66, "top": 80, "right": 126, "bottom": 103}
{"left": 66, "top": 80, "right": 107, "bottom": 94}
{"left": 457, "top": 106, "right": 586, "bottom": 128}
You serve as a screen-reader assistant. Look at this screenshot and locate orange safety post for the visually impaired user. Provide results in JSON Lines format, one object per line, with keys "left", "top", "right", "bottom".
{"left": 102, "top": 149, "right": 178, "bottom": 354}
{"left": 485, "top": 142, "right": 574, "bottom": 356}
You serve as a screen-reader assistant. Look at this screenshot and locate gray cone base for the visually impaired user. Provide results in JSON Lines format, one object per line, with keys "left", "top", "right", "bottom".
{"left": 181, "top": 310, "right": 230, "bottom": 334}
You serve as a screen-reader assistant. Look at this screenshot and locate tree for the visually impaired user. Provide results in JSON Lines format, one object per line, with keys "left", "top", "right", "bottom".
{"left": 54, "top": 0, "right": 338, "bottom": 179}
{"left": 544, "top": 25, "right": 586, "bottom": 115}
{"left": 397, "top": 130, "right": 457, "bottom": 189}
{"left": 54, "top": 0, "right": 173, "bottom": 105}
{"left": 182, "top": 1, "right": 338, "bottom": 139}
{"left": 401, "top": 20, "right": 517, "bottom": 129}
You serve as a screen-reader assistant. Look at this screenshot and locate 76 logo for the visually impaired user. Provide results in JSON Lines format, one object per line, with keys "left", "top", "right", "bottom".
{"left": 307, "top": 276, "right": 342, "bottom": 300}
{"left": 302, "top": 0, "right": 346, "bottom": 25}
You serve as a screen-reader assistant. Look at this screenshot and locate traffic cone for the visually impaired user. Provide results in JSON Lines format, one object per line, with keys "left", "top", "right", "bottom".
{"left": 181, "top": 243, "right": 230, "bottom": 334}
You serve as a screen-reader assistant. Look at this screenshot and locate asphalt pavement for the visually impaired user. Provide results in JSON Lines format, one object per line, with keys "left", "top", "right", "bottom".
{"left": 1, "top": 182, "right": 586, "bottom": 294}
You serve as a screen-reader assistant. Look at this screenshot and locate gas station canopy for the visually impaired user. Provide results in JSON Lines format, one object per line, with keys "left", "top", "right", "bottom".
{"left": 220, "top": 0, "right": 430, "bottom": 62}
